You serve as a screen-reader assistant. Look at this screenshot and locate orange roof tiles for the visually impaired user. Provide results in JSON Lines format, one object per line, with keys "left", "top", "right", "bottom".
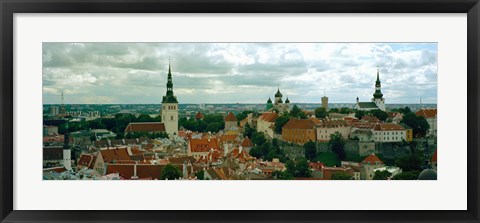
{"left": 416, "top": 109, "right": 437, "bottom": 119}
{"left": 224, "top": 112, "right": 237, "bottom": 122}
{"left": 241, "top": 136, "right": 254, "bottom": 147}
{"left": 78, "top": 154, "right": 95, "bottom": 168}
{"left": 374, "top": 123, "right": 405, "bottom": 131}
{"left": 318, "top": 120, "right": 348, "bottom": 128}
{"left": 125, "top": 122, "right": 165, "bottom": 133}
{"left": 100, "top": 148, "right": 131, "bottom": 163}
{"left": 362, "top": 115, "right": 381, "bottom": 123}
{"left": 259, "top": 112, "right": 278, "bottom": 123}
{"left": 282, "top": 118, "right": 316, "bottom": 130}
{"left": 362, "top": 154, "right": 384, "bottom": 165}
{"left": 220, "top": 134, "right": 238, "bottom": 142}
{"left": 189, "top": 138, "right": 220, "bottom": 153}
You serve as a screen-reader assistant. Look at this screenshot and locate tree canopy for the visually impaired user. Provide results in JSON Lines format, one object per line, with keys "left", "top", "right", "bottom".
{"left": 314, "top": 107, "right": 327, "bottom": 119}
{"left": 161, "top": 164, "right": 182, "bottom": 180}
{"left": 329, "top": 131, "right": 346, "bottom": 161}
{"left": 373, "top": 170, "right": 392, "bottom": 180}
{"left": 304, "top": 140, "right": 317, "bottom": 161}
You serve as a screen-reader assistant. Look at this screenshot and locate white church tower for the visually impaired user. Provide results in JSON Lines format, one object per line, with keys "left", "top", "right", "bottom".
{"left": 161, "top": 61, "right": 179, "bottom": 136}
{"left": 63, "top": 122, "right": 72, "bottom": 171}
{"left": 372, "top": 68, "right": 386, "bottom": 111}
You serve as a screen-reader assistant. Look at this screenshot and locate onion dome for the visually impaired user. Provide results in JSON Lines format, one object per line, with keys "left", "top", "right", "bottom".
{"left": 267, "top": 97, "right": 272, "bottom": 104}
{"left": 285, "top": 97, "right": 290, "bottom": 103}
{"left": 275, "top": 87, "right": 283, "bottom": 97}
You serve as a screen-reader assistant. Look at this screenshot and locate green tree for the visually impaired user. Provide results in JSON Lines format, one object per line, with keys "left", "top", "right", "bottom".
{"left": 290, "top": 105, "right": 307, "bottom": 119}
{"left": 339, "top": 107, "right": 351, "bottom": 114}
{"left": 329, "top": 131, "right": 346, "bottom": 161}
{"left": 243, "top": 123, "right": 255, "bottom": 138}
{"left": 329, "top": 108, "right": 339, "bottom": 113}
{"left": 398, "top": 106, "right": 412, "bottom": 115}
{"left": 195, "top": 170, "right": 205, "bottom": 180}
{"left": 401, "top": 113, "right": 430, "bottom": 137}
{"left": 331, "top": 172, "right": 353, "bottom": 180}
{"left": 304, "top": 140, "right": 317, "bottom": 161}
{"left": 161, "top": 164, "right": 182, "bottom": 180}
{"left": 135, "top": 113, "right": 157, "bottom": 122}
{"left": 395, "top": 151, "right": 424, "bottom": 172}
{"left": 286, "top": 158, "right": 312, "bottom": 178}
{"left": 392, "top": 171, "right": 420, "bottom": 180}
{"left": 370, "top": 109, "right": 388, "bottom": 121}
{"left": 272, "top": 170, "right": 294, "bottom": 180}
{"left": 314, "top": 107, "right": 327, "bottom": 119}
{"left": 355, "top": 110, "right": 366, "bottom": 120}
{"left": 88, "top": 119, "right": 106, "bottom": 129}
{"left": 274, "top": 115, "right": 290, "bottom": 134}
{"left": 373, "top": 170, "right": 392, "bottom": 180}
{"left": 314, "top": 152, "right": 340, "bottom": 167}
{"left": 89, "top": 135, "right": 97, "bottom": 142}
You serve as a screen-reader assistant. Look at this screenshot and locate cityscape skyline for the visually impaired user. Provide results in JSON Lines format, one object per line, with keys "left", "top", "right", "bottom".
{"left": 43, "top": 43, "right": 438, "bottom": 104}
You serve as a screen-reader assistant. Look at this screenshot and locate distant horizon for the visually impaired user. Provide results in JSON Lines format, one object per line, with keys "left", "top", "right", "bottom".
{"left": 43, "top": 102, "right": 438, "bottom": 105}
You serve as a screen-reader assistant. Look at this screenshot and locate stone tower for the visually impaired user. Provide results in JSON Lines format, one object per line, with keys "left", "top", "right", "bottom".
{"left": 161, "top": 61, "right": 179, "bottom": 136}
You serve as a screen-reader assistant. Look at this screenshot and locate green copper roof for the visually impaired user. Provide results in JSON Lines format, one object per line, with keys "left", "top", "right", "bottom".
{"left": 285, "top": 97, "right": 290, "bottom": 103}
{"left": 275, "top": 88, "right": 282, "bottom": 97}
{"left": 162, "top": 62, "right": 178, "bottom": 104}
{"left": 267, "top": 97, "right": 272, "bottom": 103}
{"left": 373, "top": 69, "right": 383, "bottom": 99}
{"left": 357, "top": 102, "right": 378, "bottom": 109}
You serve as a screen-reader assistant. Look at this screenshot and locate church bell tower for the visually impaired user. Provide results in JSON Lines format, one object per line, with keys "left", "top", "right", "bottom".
{"left": 161, "top": 60, "right": 179, "bottom": 136}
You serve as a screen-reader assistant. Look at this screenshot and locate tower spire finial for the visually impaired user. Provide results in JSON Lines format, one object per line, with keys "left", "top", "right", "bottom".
{"left": 168, "top": 57, "right": 171, "bottom": 74}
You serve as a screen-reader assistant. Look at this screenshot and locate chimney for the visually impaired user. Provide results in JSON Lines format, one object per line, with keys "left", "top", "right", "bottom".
{"left": 239, "top": 146, "right": 243, "bottom": 153}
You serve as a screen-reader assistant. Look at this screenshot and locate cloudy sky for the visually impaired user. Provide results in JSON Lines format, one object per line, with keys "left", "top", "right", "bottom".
{"left": 43, "top": 43, "right": 437, "bottom": 104}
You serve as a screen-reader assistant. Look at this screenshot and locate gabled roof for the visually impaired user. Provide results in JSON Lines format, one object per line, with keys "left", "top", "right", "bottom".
{"left": 220, "top": 134, "right": 238, "bottom": 142}
{"left": 362, "top": 115, "right": 381, "bottom": 123}
{"left": 416, "top": 109, "right": 437, "bottom": 119}
{"left": 224, "top": 112, "right": 237, "bottom": 122}
{"left": 282, "top": 118, "right": 316, "bottom": 130}
{"left": 317, "top": 120, "right": 348, "bottom": 128}
{"left": 100, "top": 147, "right": 131, "bottom": 163}
{"left": 78, "top": 154, "right": 96, "bottom": 169}
{"left": 357, "top": 102, "right": 378, "bottom": 109}
{"left": 362, "top": 154, "right": 384, "bottom": 165}
{"left": 168, "top": 156, "right": 197, "bottom": 165}
{"left": 189, "top": 138, "right": 220, "bottom": 153}
{"left": 124, "top": 122, "right": 165, "bottom": 133}
{"left": 374, "top": 123, "right": 405, "bottom": 131}
{"left": 241, "top": 136, "right": 254, "bottom": 148}
{"left": 259, "top": 112, "right": 278, "bottom": 123}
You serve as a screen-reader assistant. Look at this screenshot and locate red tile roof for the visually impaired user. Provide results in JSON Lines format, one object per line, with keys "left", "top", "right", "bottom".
{"left": 78, "top": 154, "right": 96, "bottom": 168}
{"left": 282, "top": 118, "right": 316, "bottom": 129}
{"left": 224, "top": 112, "right": 237, "bottom": 122}
{"left": 220, "top": 134, "right": 238, "bottom": 142}
{"left": 124, "top": 122, "right": 165, "bottom": 133}
{"left": 362, "top": 154, "right": 384, "bottom": 165}
{"left": 374, "top": 123, "right": 405, "bottom": 131}
{"left": 100, "top": 148, "right": 131, "bottom": 163}
{"left": 259, "top": 112, "right": 278, "bottom": 122}
{"left": 318, "top": 120, "right": 348, "bottom": 128}
{"left": 416, "top": 109, "right": 437, "bottom": 119}
{"left": 241, "top": 136, "right": 254, "bottom": 147}
{"left": 189, "top": 138, "right": 220, "bottom": 153}
{"left": 105, "top": 164, "right": 167, "bottom": 180}
{"left": 362, "top": 115, "right": 381, "bottom": 123}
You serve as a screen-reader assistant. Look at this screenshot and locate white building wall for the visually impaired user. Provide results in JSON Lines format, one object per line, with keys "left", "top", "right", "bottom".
{"left": 162, "top": 103, "right": 178, "bottom": 136}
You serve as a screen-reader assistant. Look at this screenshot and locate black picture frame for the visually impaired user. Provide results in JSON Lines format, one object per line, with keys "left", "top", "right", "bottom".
{"left": 1, "top": 0, "right": 479, "bottom": 222}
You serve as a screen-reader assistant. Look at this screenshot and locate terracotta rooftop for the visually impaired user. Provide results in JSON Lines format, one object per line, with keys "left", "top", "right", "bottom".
{"left": 124, "top": 122, "right": 166, "bottom": 133}
{"left": 282, "top": 118, "right": 316, "bottom": 130}
{"left": 374, "top": 123, "right": 405, "bottom": 131}
{"left": 189, "top": 138, "right": 220, "bottom": 153}
{"left": 317, "top": 120, "right": 348, "bottom": 128}
{"left": 224, "top": 112, "right": 237, "bottom": 122}
{"left": 100, "top": 147, "right": 131, "bottom": 163}
{"left": 195, "top": 112, "right": 204, "bottom": 120}
{"left": 220, "top": 134, "right": 238, "bottom": 142}
{"left": 416, "top": 109, "right": 437, "bottom": 119}
{"left": 362, "top": 154, "right": 384, "bottom": 165}
{"left": 241, "top": 136, "right": 254, "bottom": 147}
{"left": 259, "top": 112, "right": 278, "bottom": 122}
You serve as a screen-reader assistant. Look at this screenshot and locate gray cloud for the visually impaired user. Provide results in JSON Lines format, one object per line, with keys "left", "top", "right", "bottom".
{"left": 43, "top": 43, "right": 437, "bottom": 104}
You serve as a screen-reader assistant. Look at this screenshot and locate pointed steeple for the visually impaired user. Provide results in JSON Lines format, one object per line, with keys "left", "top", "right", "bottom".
{"left": 60, "top": 90, "right": 66, "bottom": 115}
{"left": 162, "top": 59, "right": 178, "bottom": 103}
{"left": 373, "top": 67, "right": 383, "bottom": 99}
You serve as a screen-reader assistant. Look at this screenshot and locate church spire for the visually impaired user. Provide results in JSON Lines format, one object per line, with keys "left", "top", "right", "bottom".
{"left": 373, "top": 68, "right": 383, "bottom": 99}
{"left": 162, "top": 59, "right": 178, "bottom": 103}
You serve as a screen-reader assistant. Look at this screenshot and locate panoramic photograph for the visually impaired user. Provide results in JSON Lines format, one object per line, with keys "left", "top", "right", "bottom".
{"left": 42, "top": 42, "right": 437, "bottom": 180}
